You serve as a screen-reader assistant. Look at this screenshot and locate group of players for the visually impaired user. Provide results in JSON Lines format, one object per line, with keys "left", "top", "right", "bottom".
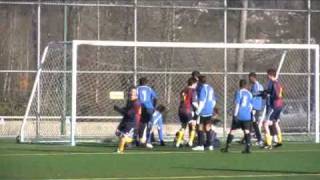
{"left": 115, "top": 68, "right": 284, "bottom": 154}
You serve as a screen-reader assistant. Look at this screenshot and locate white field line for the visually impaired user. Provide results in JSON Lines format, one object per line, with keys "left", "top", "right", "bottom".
{"left": 47, "top": 173, "right": 320, "bottom": 180}
{"left": 0, "top": 149, "right": 320, "bottom": 157}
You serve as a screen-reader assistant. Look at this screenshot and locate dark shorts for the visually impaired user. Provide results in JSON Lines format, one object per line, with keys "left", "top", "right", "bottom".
{"left": 231, "top": 119, "right": 252, "bottom": 131}
{"left": 179, "top": 112, "right": 192, "bottom": 123}
{"left": 199, "top": 116, "right": 212, "bottom": 124}
{"left": 118, "top": 122, "right": 135, "bottom": 136}
{"left": 141, "top": 106, "right": 154, "bottom": 123}
{"left": 267, "top": 108, "right": 282, "bottom": 121}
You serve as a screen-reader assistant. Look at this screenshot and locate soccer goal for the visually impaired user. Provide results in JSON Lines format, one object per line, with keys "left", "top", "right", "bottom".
{"left": 19, "top": 40, "right": 320, "bottom": 146}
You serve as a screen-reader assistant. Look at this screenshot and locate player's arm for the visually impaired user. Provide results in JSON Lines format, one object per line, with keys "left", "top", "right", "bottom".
{"left": 114, "top": 105, "right": 126, "bottom": 116}
{"left": 151, "top": 89, "right": 158, "bottom": 108}
{"left": 196, "top": 87, "right": 206, "bottom": 115}
{"left": 134, "top": 102, "right": 141, "bottom": 123}
{"left": 192, "top": 90, "right": 199, "bottom": 110}
{"left": 233, "top": 91, "right": 241, "bottom": 118}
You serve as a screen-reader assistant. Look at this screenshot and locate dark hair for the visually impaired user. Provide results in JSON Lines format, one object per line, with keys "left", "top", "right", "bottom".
{"left": 156, "top": 105, "right": 166, "bottom": 113}
{"left": 139, "top": 77, "right": 148, "bottom": 85}
{"left": 267, "top": 68, "right": 277, "bottom": 77}
{"left": 198, "top": 75, "right": 206, "bottom": 84}
{"left": 187, "top": 77, "right": 197, "bottom": 86}
{"left": 239, "top": 79, "right": 247, "bottom": 88}
{"left": 191, "top": 70, "right": 200, "bottom": 78}
{"left": 249, "top": 72, "right": 257, "bottom": 78}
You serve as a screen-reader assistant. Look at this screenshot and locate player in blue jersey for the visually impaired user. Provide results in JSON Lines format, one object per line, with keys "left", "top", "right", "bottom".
{"left": 146, "top": 105, "right": 166, "bottom": 148}
{"left": 114, "top": 87, "right": 141, "bottom": 153}
{"left": 192, "top": 75, "right": 216, "bottom": 151}
{"left": 136, "top": 77, "right": 158, "bottom": 145}
{"left": 249, "top": 72, "right": 265, "bottom": 146}
{"left": 221, "top": 79, "right": 253, "bottom": 154}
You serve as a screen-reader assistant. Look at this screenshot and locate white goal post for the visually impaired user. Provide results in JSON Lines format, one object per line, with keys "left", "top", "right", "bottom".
{"left": 19, "top": 40, "right": 320, "bottom": 146}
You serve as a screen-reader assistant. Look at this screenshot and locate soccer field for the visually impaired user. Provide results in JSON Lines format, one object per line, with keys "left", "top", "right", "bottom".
{"left": 1, "top": 139, "right": 320, "bottom": 180}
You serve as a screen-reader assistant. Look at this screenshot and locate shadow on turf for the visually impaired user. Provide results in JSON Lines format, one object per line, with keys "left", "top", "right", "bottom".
{"left": 174, "top": 167, "right": 319, "bottom": 175}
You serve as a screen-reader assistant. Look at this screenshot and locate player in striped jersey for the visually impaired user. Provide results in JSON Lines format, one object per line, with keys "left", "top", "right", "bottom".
{"left": 263, "top": 69, "right": 284, "bottom": 149}
{"left": 176, "top": 77, "right": 198, "bottom": 148}
{"left": 114, "top": 87, "right": 141, "bottom": 153}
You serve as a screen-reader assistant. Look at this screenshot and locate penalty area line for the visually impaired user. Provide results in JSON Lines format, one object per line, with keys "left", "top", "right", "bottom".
{"left": 47, "top": 173, "right": 320, "bottom": 180}
{"left": 0, "top": 149, "right": 320, "bottom": 157}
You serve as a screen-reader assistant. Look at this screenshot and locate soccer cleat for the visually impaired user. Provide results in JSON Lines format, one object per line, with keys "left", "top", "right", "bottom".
{"left": 116, "top": 149, "right": 124, "bottom": 154}
{"left": 146, "top": 143, "right": 153, "bottom": 149}
{"left": 255, "top": 141, "right": 264, "bottom": 147}
{"left": 187, "top": 141, "right": 193, "bottom": 147}
{"left": 175, "top": 143, "right": 180, "bottom": 148}
{"left": 160, "top": 140, "right": 165, "bottom": 146}
{"left": 220, "top": 148, "right": 229, "bottom": 153}
{"left": 263, "top": 145, "right": 272, "bottom": 150}
{"left": 192, "top": 146, "right": 204, "bottom": 151}
{"left": 274, "top": 143, "right": 283, "bottom": 148}
{"left": 208, "top": 146, "right": 214, "bottom": 151}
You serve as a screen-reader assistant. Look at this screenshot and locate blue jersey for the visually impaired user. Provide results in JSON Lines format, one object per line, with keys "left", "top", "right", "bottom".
{"left": 137, "top": 85, "right": 157, "bottom": 110}
{"left": 197, "top": 84, "right": 216, "bottom": 116}
{"left": 251, "top": 81, "right": 264, "bottom": 111}
{"left": 234, "top": 89, "right": 253, "bottom": 121}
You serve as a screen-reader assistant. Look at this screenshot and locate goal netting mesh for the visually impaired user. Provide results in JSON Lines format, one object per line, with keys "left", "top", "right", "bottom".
{"left": 19, "top": 41, "right": 319, "bottom": 145}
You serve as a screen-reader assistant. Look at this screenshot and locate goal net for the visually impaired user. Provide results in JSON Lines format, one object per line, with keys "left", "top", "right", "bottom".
{"left": 19, "top": 41, "right": 320, "bottom": 146}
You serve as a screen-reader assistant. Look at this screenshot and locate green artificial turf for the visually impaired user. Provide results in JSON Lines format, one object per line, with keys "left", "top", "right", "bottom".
{"left": 0, "top": 139, "right": 320, "bottom": 180}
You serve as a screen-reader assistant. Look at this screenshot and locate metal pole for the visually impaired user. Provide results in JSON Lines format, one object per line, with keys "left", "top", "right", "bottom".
{"left": 71, "top": 42, "right": 78, "bottom": 146}
{"left": 36, "top": 1, "right": 41, "bottom": 138}
{"left": 307, "top": 0, "right": 311, "bottom": 134}
{"left": 61, "top": 4, "right": 68, "bottom": 136}
{"left": 134, "top": 0, "right": 137, "bottom": 86}
{"left": 223, "top": 0, "right": 228, "bottom": 138}
{"left": 315, "top": 46, "right": 319, "bottom": 143}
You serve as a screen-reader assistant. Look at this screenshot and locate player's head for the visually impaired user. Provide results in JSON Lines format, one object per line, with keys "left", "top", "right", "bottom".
{"left": 248, "top": 72, "right": 257, "bottom": 83}
{"left": 191, "top": 71, "right": 200, "bottom": 81}
{"left": 198, "top": 75, "right": 206, "bottom": 84}
{"left": 267, "top": 68, "right": 277, "bottom": 80}
{"left": 156, "top": 105, "right": 166, "bottom": 113}
{"left": 128, "top": 86, "right": 137, "bottom": 101}
{"left": 239, "top": 79, "right": 248, "bottom": 89}
{"left": 187, "top": 77, "right": 197, "bottom": 89}
{"left": 139, "top": 77, "right": 148, "bottom": 85}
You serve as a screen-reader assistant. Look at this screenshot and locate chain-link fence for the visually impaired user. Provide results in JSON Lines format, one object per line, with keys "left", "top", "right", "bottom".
{"left": 1, "top": 0, "right": 320, "bottom": 142}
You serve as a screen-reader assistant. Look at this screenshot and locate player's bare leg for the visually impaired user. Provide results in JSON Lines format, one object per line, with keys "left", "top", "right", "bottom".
{"left": 205, "top": 122, "right": 214, "bottom": 150}
{"left": 221, "top": 130, "right": 235, "bottom": 153}
{"left": 242, "top": 129, "right": 251, "bottom": 154}
{"left": 188, "top": 121, "right": 196, "bottom": 147}
{"left": 263, "top": 120, "right": 273, "bottom": 149}
{"left": 192, "top": 123, "right": 205, "bottom": 151}
{"left": 176, "top": 126, "right": 185, "bottom": 148}
{"left": 273, "top": 120, "right": 283, "bottom": 147}
{"left": 117, "top": 136, "right": 133, "bottom": 153}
